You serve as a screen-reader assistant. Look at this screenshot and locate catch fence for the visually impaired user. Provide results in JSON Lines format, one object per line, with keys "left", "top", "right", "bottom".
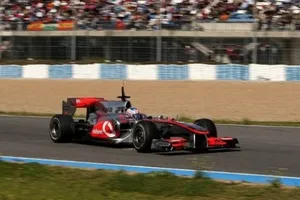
{"left": 0, "top": 22, "right": 300, "bottom": 65}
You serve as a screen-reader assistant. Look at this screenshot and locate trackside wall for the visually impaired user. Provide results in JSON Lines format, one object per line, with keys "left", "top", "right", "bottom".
{"left": 2, "top": 63, "right": 300, "bottom": 81}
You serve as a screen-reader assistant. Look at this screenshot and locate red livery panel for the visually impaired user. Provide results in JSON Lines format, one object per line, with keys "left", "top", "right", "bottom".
{"left": 90, "top": 120, "right": 120, "bottom": 139}
{"left": 164, "top": 136, "right": 238, "bottom": 150}
{"left": 68, "top": 97, "right": 105, "bottom": 108}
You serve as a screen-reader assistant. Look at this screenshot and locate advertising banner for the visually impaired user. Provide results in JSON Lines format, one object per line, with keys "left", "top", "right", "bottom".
{"left": 27, "top": 21, "right": 74, "bottom": 31}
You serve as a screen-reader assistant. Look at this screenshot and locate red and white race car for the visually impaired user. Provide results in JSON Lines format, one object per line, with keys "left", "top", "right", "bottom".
{"left": 49, "top": 86, "right": 240, "bottom": 153}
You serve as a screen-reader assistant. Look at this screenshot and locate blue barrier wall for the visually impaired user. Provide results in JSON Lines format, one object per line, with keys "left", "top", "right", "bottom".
{"left": 157, "top": 64, "right": 189, "bottom": 80}
{"left": 100, "top": 64, "right": 127, "bottom": 79}
{"left": 286, "top": 66, "right": 300, "bottom": 81}
{"left": 0, "top": 65, "right": 22, "bottom": 78}
{"left": 216, "top": 64, "right": 249, "bottom": 80}
{"left": 0, "top": 63, "right": 298, "bottom": 81}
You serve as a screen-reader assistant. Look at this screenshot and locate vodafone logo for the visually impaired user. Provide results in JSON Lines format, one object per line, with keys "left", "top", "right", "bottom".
{"left": 102, "top": 121, "right": 116, "bottom": 137}
{"left": 92, "top": 129, "right": 103, "bottom": 134}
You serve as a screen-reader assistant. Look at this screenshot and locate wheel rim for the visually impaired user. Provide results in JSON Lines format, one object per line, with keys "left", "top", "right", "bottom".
{"left": 50, "top": 120, "right": 60, "bottom": 140}
{"left": 133, "top": 126, "right": 145, "bottom": 148}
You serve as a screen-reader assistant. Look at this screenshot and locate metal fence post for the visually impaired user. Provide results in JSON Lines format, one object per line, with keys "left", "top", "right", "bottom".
{"left": 156, "top": 0, "right": 162, "bottom": 62}
{"left": 71, "top": 26, "right": 76, "bottom": 61}
{"left": 252, "top": 0, "right": 258, "bottom": 64}
{"left": 71, "top": 0, "right": 76, "bottom": 61}
{"left": 156, "top": 31, "right": 162, "bottom": 62}
{"left": 252, "top": 32, "right": 257, "bottom": 64}
{"left": 0, "top": 20, "right": 2, "bottom": 59}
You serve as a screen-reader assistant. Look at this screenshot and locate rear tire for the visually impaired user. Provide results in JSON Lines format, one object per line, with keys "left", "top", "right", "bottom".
{"left": 49, "top": 114, "right": 75, "bottom": 143}
{"left": 194, "top": 118, "right": 217, "bottom": 137}
{"left": 132, "top": 121, "right": 160, "bottom": 153}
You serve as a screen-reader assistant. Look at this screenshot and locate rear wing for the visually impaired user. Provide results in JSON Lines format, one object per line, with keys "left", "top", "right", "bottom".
{"left": 62, "top": 97, "right": 104, "bottom": 116}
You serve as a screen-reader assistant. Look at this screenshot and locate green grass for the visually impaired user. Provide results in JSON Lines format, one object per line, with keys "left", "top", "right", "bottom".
{"left": 0, "top": 161, "right": 300, "bottom": 200}
{"left": 1, "top": 110, "right": 300, "bottom": 127}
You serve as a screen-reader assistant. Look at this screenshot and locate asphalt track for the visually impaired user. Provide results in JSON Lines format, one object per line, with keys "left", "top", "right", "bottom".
{"left": 1, "top": 116, "right": 299, "bottom": 177}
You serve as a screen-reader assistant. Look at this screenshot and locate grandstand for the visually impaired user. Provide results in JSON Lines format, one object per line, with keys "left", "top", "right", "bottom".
{"left": 0, "top": 0, "right": 299, "bottom": 65}
{"left": 1, "top": 0, "right": 300, "bottom": 31}
{"left": 0, "top": 0, "right": 254, "bottom": 31}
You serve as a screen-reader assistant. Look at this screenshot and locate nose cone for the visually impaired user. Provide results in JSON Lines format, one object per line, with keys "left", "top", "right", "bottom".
{"left": 183, "top": 122, "right": 208, "bottom": 131}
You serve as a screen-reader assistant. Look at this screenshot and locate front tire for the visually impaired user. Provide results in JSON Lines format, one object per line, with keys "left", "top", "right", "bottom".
{"left": 132, "top": 121, "right": 160, "bottom": 153}
{"left": 194, "top": 118, "right": 217, "bottom": 137}
{"left": 49, "top": 114, "right": 75, "bottom": 143}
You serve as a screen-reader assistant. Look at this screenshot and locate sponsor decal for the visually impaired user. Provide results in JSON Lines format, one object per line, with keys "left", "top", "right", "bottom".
{"left": 92, "top": 121, "right": 116, "bottom": 138}
{"left": 92, "top": 129, "right": 103, "bottom": 134}
{"left": 102, "top": 121, "right": 116, "bottom": 137}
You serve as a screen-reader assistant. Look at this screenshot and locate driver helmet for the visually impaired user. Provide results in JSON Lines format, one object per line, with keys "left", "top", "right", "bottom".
{"left": 126, "top": 107, "right": 143, "bottom": 120}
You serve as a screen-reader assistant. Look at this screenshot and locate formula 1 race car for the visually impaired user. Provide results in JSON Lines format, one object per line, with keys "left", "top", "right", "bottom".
{"left": 49, "top": 86, "right": 240, "bottom": 153}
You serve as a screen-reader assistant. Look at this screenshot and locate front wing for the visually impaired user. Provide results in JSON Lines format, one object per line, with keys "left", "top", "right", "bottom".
{"left": 151, "top": 136, "right": 240, "bottom": 152}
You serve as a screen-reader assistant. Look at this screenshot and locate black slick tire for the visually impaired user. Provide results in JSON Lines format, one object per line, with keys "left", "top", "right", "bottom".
{"left": 132, "top": 121, "right": 160, "bottom": 153}
{"left": 194, "top": 118, "right": 217, "bottom": 138}
{"left": 49, "top": 114, "right": 75, "bottom": 143}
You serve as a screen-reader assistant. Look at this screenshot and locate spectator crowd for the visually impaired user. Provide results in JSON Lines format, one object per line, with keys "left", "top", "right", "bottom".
{"left": 0, "top": 0, "right": 299, "bottom": 30}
